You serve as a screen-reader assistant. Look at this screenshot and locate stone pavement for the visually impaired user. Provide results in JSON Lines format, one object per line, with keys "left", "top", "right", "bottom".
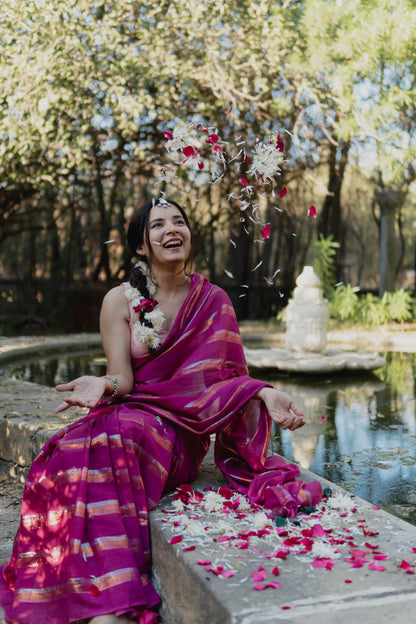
{"left": 1, "top": 334, "right": 416, "bottom": 623}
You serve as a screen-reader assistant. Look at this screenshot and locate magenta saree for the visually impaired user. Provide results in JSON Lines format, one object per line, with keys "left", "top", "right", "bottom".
{"left": 0, "top": 274, "right": 321, "bottom": 624}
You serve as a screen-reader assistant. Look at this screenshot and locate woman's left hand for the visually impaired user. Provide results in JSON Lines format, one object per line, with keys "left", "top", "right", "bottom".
{"left": 256, "top": 387, "right": 305, "bottom": 431}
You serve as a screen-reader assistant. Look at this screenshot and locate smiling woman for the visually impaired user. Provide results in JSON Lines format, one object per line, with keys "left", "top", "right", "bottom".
{"left": 0, "top": 197, "right": 322, "bottom": 624}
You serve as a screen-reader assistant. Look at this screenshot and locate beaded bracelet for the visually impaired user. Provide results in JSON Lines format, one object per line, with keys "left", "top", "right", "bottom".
{"left": 104, "top": 374, "right": 119, "bottom": 399}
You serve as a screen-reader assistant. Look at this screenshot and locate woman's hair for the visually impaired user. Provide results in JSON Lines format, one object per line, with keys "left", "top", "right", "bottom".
{"left": 127, "top": 198, "right": 193, "bottom": 295}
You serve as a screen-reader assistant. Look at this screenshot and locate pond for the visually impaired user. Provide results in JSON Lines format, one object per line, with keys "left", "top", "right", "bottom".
{"left": 2, "top": 350, "right": 416, "bottom": 526}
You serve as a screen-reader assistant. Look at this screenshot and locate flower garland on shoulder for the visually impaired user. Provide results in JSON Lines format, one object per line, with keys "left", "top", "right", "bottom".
{"left": 124, "top": 260, "right": 166, "bottom": 351}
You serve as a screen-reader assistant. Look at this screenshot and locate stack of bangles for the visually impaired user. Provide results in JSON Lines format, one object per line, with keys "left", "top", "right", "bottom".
{"left": 104, "top": 374, "right": 119, "bottom": 399}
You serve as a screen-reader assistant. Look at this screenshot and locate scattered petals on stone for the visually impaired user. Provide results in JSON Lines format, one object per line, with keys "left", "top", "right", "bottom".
{"left": 311, "top": 557, "right": 334, "bottom": 570}
{"left": 251, "top": 565, "right": 267, "bottom": 582}
{"left": 253, "top": 581, "right": 281, "bottom": 591}
{"left": 368, "top": 561, "right": 386, "bottom": 571}
{"left": 400, "top": 559, "right": 414, "bottom": 573}
{"left": 169, "top": 535, "right": 183, "bottom": 544}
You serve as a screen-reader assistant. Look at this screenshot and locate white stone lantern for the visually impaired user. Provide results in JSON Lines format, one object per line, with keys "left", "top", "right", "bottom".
{"left": 285, "top": 266, "right": 329, "bottom": 353}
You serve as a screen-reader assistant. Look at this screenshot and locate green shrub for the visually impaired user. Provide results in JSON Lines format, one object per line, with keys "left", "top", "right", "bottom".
{"left": 312, "top": 234, "right": 340, "bottom": 300}
{"left": 382, "top": 289, "right": 413, "bottom": 324}
{"left": 328, "top": 284, "right": 360, "bottom": 322}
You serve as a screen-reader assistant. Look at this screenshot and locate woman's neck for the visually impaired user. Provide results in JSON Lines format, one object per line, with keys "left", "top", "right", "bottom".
{"left": 152, "top": 266, "right": 190, "bottom": 294}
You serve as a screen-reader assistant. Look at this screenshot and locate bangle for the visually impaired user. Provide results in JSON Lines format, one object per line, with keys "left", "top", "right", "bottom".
{"left": 104, "top": 375, "right": 119, "bottom": 399}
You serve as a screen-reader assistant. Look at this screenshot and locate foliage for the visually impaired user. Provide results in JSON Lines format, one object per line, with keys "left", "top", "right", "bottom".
{"left": 312, "top": 235, "right": 340, "bottom": 299}
{"left": 381, "top": 289, "right": 414, "bottom": 323}
{"left": 328, "top": 284, "right": 360, "bottom": 322}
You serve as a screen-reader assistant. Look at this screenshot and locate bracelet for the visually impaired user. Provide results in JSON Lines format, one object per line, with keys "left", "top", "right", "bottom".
{"left": 104, "top": 375, "right": 119, "bottom": 399}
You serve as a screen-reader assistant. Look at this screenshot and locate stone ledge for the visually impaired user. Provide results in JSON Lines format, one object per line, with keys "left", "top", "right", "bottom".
{"left": 2, "top": 380, "right": 416, "bottom": 623}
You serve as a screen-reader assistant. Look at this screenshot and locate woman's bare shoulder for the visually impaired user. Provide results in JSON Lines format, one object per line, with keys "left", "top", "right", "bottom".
{"left": 101, "top": 284, "right": 130, "bottom": 319}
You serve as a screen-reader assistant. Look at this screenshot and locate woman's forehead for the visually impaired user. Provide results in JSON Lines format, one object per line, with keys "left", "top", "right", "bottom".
{"left": 149, "top": 203, "right": 182, "bottom": 220}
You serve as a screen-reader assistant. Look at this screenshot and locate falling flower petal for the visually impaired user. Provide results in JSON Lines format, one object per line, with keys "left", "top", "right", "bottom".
{"left": 206, "top": 133, "right": 219, "bottom": 144}
{"left": 183, "top": 145, "right": 196, "bottom": 158}
{"left": 259, "top": 223, "right": 270, "bottom": 239}
{"left": 279, "top": 187, "right": 287, "bottom": 198}
{"left": 308, "top": 205, "right": 317, "bottom": 218}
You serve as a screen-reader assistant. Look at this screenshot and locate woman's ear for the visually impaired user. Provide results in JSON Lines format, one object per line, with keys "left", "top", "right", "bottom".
{"left": 136, "top": 244, "right": 147, "bottom": 256}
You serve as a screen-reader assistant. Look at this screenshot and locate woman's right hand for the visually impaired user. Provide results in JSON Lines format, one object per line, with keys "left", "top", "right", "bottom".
{"left": 54, "top": 375, "right": 108, "bottom": 414}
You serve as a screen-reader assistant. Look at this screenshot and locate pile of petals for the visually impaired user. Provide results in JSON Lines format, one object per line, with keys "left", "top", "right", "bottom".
{"left": 156, "top": 484, "right": 416, "bottom": 591}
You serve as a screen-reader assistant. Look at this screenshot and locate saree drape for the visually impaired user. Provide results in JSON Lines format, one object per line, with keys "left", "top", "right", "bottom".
{"left": 0, "top": 274, "right": 321, "bottom": 624}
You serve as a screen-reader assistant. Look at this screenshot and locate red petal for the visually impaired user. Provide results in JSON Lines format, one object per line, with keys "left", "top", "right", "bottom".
{"left": 239, "top": 177, "right": 248, "bottom": 187}
{"left": 206, "top": 133, "right": 219, "bottom": 144}
{"left": 183, "top": 545, "right": 196, "bottom": 552}
{"left": 163, "top": 131, "right": 173, "bottom": 140}
{"left": 197, "top": 559, "right": 211, "bottom": 565}
{"left": 213, "top": 144, "right": 222, "bottom": 153}
{"left": 198, "top": 161, "right": 204, "bottom": 169}
{"left": 169, "top": 535, "right": 182, "bottom": 544}
{"left": 89, "top": 584, "right": 100, "bottom": 597}
{"left": 279, "top": 186, "right": 287, "bottom": 198}
{"left": 400, "top": 559, "right": 414, "bottom": 571}
{"left": 271, "top": 566, "right": 280, "bottom": 576}
{"left": 308, "top": 205, "right": 317, "bottom": 218}
{"left": 345, "top": 578, "right": 352, "bottom": 584}
{"left": 182, "top": 146, "right": 195, "bottom": 158}
{"left": 259, "top": 223, "right": 270, "bottom": 239}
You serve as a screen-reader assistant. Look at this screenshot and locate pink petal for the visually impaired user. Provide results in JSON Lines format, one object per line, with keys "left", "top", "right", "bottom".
{"left": 311, "top": 524, "right": 326, "bottom": 537}
{"left": 368, "top": 562, "right": 386, "bottom": 571}
{"left": 281, "top": 606, "right": 291, "bottom": 610}
{"left": 308, "top": 205, "right": 317, "bottom": 218}
{"left": 251, "top": 565, "right": 267, "bottom": 582}
{"left": 373, "top": 554, "right": 388, "bottom": 560}
{"left": 213, "top": 144, "right": 222, "bottom": 153}
{"left": 198, "top": 161, "right": 204, "bottom": 169}
{"left": 253, "top": 583, "right": 267, "bottom": 591}
{"left": 252, "top": 548, "right": 263, "bottom": 554}
{"left": 279, "top": 186, "right": 287, "bottom": 198}
{"left": 221, "top": 570, "right": 235, "bottom": 578}
{"left": 400, "top": 559, "right": 414, "bottom": 571}
{"left": 345, "top": 578, "right": 352, "bottom": 584}
{"left": 163, "top": 131, "right": 173, "bottom": 140}
{"left": 259, "top": 223, "right": 270, "bottom": 239}
{"left": 197, "top": 559, "right": 211, "bottom": 565}
{"left": 311, "top": 558, "right": 334, "bottom": 570}
{"left": 239, "top": 177, "right": 248, "bottom": 188}
{"left": 169, "top": 535, "right": 182, "bottom": 544}
{"left": 271, "top": 566, "right": 280, "bottom": 576}
{"left": 183, "top": 545, "right": 196, "bottom": 552}
{"left": 236, "top": 541, "right": 249, "bottom": 549}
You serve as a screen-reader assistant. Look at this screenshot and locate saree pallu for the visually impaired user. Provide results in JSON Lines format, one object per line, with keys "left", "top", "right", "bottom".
{"left": 0, "top": 274, "right": 322, "bottom": 624}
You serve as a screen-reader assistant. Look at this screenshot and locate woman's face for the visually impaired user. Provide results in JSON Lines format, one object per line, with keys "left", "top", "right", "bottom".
{"left": 137, "top": 203, "right": 192, "bottom": 270}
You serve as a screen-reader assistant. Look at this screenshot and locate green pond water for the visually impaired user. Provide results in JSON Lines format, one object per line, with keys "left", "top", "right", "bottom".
{"left": 2, "top": 350, "right": 416, "bottom": 526}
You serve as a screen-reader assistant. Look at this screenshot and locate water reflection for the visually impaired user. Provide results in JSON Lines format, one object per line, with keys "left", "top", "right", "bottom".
{"left": 267, "top": 353, "right": 416, "bottom": 525}
{"left": 2, "top": 350, "right": 416, "bottom": 525}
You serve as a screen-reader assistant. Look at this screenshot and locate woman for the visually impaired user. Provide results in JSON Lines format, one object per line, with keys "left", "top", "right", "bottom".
{"left": 0, "top": 198, "right": 322, "bottom": 624}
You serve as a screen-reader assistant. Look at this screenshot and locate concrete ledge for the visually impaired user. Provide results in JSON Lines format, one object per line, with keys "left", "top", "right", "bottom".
{"left": 2, "top": 371, "right": 416, "bottom": 622}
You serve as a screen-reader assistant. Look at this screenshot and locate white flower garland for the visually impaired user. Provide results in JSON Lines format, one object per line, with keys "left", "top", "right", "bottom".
{"left": 124, "top": 261, "right": 166, "bottom": 350}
